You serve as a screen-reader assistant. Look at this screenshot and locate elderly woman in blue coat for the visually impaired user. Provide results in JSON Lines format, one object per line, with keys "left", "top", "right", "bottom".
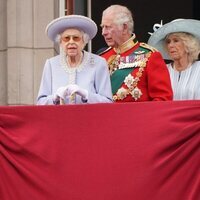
{"left": 37, "top": 15, "right": 112, "bottom": 105}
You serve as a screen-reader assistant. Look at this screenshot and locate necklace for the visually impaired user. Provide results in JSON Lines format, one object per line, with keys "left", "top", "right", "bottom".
{"left": 60, "top": 51, "right": 88, "bottom": 73}
{"left": 66, "top": 52, "right": 83, "bottom": 68}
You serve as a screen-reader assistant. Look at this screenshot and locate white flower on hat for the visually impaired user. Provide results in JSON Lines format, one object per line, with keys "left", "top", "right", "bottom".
{"left": 148, "top": 20, "right": 163, "bottom": 36}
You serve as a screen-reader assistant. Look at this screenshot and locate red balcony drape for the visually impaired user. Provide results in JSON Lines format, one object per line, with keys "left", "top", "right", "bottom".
{"left": 0, "top": 101, "right": 200, "bottom": 200}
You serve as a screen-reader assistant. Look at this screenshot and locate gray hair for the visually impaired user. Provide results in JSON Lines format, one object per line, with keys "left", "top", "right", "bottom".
{"left": 165, "top": 32, "right": 200, "bottom": 63}
{"left": 102, "top": 5, "right": 134, "bottom": 34}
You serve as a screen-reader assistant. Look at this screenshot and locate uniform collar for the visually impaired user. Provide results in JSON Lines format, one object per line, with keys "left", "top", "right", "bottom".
{"left": 113, "top": 34, "right": 138, "bottom": 54}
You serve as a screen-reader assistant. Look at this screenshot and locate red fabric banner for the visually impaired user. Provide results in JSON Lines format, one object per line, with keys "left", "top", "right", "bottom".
{"left": 0, "top": 101, "right": 200, "bottom": 200}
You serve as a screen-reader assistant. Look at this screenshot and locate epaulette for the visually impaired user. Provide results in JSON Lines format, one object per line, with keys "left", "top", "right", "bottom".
{"left": 98, "top": 46, "right": 112, "bottom": 55}
{"left": 140, "top": 42, "right": 158, "bottom": 52}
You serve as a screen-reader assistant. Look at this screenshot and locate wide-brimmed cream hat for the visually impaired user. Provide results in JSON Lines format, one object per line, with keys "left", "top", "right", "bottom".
{"left": 46, "top": 15, "right": 98, "bottom": 41}
{"left": 148, "top": 19, "right": 200, "bottom": 59}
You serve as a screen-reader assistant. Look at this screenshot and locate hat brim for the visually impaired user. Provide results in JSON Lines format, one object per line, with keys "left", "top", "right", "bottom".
{"left": 148, "top": 19, "right": 200, "bottom": 59}
{"left": 46, "top": 15, "right": 98, "bottom": 41}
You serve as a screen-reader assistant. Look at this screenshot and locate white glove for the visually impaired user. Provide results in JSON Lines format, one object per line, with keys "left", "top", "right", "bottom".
{"left": 65, "top": 84, "right": 88, "bottom": 101}
{"left": 53, "top": 86, "right": 68, "bottom": 102}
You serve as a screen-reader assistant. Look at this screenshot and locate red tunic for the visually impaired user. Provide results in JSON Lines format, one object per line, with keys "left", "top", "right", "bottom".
{"left": 100, "top": 40, "right": 173, "bottom": 102}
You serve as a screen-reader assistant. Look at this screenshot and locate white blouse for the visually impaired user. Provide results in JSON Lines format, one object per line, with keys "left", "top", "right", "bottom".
{"left": 167, "top": 61, "right": 200, "bottom": 100}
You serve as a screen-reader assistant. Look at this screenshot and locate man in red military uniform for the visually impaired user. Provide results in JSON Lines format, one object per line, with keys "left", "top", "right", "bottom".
{"left": 99, "top": 5, "right": 173, "bottom": 102}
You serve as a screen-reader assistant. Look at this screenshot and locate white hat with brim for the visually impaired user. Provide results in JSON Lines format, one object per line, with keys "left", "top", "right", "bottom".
{"left": 46, "top": 15, "right": 98, "bottom": 41}
{"left": 148, "top": 19, "right": 200, "bottom": 60}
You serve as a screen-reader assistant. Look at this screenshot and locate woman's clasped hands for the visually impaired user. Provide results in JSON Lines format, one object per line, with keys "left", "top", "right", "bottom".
{"left": 53, "top": 84, "right": 88, "bottom": 104}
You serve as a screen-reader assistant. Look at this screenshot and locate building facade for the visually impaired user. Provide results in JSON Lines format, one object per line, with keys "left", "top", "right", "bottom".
{"left": 0, "top": 0, "right": 59, "bottom": 105}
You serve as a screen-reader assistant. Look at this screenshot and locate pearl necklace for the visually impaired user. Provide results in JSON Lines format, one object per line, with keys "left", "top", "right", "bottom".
{"left": 60, "top": 51, "right": 88, "bottom": 74}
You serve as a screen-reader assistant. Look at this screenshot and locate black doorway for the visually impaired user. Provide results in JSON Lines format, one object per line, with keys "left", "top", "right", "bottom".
{"left": 91, "top": 0, "right": 197, "bottom": 53}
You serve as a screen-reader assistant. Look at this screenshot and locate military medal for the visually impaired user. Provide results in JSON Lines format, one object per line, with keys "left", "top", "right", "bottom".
{"left": 113, "top": 52, "right": 151, "bottom": 101}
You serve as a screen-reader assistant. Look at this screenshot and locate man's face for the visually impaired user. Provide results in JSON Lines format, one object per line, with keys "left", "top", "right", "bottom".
{"left": 101, "top": 14, "right": 124, "bottom": 48}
